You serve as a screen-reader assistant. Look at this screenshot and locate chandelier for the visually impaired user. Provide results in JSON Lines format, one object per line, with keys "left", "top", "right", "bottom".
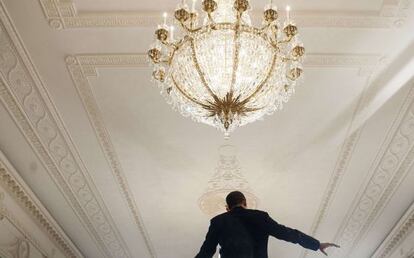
{"left": 148, "top": 0, "right": 305, "bottom": 135}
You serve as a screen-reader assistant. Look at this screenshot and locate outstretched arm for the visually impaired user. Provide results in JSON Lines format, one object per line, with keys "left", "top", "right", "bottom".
{"left": 264, "top": 213, "right": 339, "bottom": 255}
{"left": 264, "top": 213, "right": 320, "bottom": 251}
{"left": 195, "top": 219, "right": 219, "bottom": 258}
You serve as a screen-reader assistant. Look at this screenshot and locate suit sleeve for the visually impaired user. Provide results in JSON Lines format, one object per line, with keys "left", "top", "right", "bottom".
{"left": 264, "top": 213, "right": 320, "bottom": 251}
{"left": 195, "top": 218, "right": 220, "bottom": 258}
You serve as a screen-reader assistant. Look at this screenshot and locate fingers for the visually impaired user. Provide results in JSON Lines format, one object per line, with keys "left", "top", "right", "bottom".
{"left": 319, "top": 243, "right": 340, "bottom": 256}
{"left": 328, "top": 243, "right": 340, "bottom": 248}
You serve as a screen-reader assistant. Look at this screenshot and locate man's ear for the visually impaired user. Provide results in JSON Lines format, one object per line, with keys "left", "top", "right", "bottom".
{"left": 226, "top": 205, "right": 230, "bottom": 211}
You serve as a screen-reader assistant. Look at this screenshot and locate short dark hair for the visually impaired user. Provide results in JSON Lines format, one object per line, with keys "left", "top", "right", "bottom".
{"left": 226, "top": 191, "right": 246, "bottom": 209}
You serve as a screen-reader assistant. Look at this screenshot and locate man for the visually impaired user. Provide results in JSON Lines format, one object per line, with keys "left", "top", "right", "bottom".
{"left": 195, "top": 191, "right": 339, "bottom": 258}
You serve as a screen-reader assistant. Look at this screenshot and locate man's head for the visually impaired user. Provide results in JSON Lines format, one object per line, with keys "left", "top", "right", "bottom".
{"left": 226, "top": 191, "right": 247, "bottom": 211}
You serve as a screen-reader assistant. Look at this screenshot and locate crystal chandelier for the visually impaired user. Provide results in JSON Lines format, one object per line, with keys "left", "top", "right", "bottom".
{"left": 148, "top": 0, "right": 305, "bottom": 135}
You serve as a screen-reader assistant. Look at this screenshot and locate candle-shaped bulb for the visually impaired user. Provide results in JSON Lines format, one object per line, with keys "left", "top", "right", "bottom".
{"left": 170, "top": 26, "right": 175, "bottom": 40}
{"left": 265, "top": 0, "right": 277, "bottom": 11}
{"left": 163, "top": 12, "right": 168, "bottom": 26}
{"left": 286, "top": 5, "right": 291, "bottom": 22}
{"left": 192, "top": 0, "right": 197, "bottom": 12}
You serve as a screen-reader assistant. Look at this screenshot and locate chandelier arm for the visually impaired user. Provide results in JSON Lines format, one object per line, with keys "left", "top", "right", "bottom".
{"left": 277, "top": 35, "right": 294, "bottom": 44}
{"left": 260, "top": 24, "right": 271, "bottom": 31}
{"left": 230, "top": 13, "right": 242, "bottom": 94}
{"left": 207, "top": 12, "right": 216, "bottom": 27}
{"left": 178, "top": 21, "right": 203, "bottom": 33}
{"left": 189, "top": 38, "right": 219, "bottom": 100}
{"left": 240, "top": 53, "right": 278, "bottom": 105}
{"left": 283, "top": 57, "right": 299, "bottom": 62}
{"left": 172, "top": 76, "right": 209, "bottom": 108}
{"left": 267, "top": 25, "right": 280, "bottom": 49}
{"left": 160, "top": 40, "right": 178, "bottom": 50}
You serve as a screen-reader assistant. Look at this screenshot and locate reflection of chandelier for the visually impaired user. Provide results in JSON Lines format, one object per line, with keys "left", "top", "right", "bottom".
{"left": 199, "top": 145, "right": 258, "bottom": 216}
{"left": 148, "top": 0, "right": 305, "bottom": 135}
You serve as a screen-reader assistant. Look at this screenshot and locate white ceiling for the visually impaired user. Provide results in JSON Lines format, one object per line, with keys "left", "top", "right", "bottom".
{"left": 0, "top": 0, "right": 414, "bottom": 258}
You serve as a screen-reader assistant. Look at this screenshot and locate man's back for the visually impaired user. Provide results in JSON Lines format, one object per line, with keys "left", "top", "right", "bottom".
{"left": 195, "top": 207, "right": 320, "bottom": 258}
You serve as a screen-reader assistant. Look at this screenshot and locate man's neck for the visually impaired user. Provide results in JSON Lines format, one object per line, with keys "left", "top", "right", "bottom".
{"left": 231, "top": 205, "right": 246, "bottom": 210}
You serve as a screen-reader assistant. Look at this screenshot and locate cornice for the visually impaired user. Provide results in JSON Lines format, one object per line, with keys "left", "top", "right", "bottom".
{"left": 38, "top": 0, "right": 412, "bottom": 29}
{"left": 299, "top": 131, "right": 362, "bottom": 258}
{"left": 0, "top": 206, "right": 48, "bottom": 257}
{"left": 0, "top": 152, "right": 82, "bottom": 258}
{"left": 66, "top": 55, "right": 157, "bottom": 258}
{"left": 0, "top": 2, "right": 131, "bottom": 258}
{"left": 331, "top": 81, "right": 414, "bottom": 257}
{"left": 298, "top": 59, "right": 382, "bottom": 258}
{"left": 372, "top": 202, "right": 414, "bottom": 258}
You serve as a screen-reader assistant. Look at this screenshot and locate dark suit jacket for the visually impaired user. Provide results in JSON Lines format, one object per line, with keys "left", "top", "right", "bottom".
{"left": 195, "top": 207, "right": 320, "bottom": 258}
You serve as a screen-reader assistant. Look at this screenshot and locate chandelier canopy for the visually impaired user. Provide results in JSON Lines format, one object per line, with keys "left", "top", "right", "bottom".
{"left": 148, "top": 0, "right": 305, "bottom": 135}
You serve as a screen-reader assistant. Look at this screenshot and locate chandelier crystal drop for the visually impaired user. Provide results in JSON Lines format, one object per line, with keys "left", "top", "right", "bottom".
{"left": 148, "top": 0, "right": 305, "bottom": 136}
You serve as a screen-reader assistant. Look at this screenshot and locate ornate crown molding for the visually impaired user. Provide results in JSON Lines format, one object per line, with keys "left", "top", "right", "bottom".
{"left": 66, "top": 54, "right": 158, "bottom": 258}
{"left": 373, "top": 202, "right": 414, "bottom": 258}
{"left": 0, "top": 3, "right": 131, "bottom": 258}
{"left": 299, "top": 131, "right": 362, "bottom": 258}
{"left": 0, "top": 206, "right": 48, "bottom": 257}
{"left": 38, "top": 0, "right": 412, "bottom": 29}
{"left": 0, "top": 152, "right": 82, "bottom": 258}
{"left": 0, "top": 236, "right": 32, "bottom": 258}
{"left": 298, "top": 56, "right": 385, "bottom": 258}
{"left": 331, "top": 81, "right": 414, "bottom": 257}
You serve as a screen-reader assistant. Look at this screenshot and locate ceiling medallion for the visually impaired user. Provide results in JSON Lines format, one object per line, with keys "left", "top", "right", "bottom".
{"left": 148, "top": 0, "right": 305, "bottom": 136}
{"left": 199, "top": 145, "right": 258, "bottom": 216}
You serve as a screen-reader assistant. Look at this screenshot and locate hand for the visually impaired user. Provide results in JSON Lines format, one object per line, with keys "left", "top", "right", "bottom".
{"left": 319, "top": 243, "right": 340, "bottom": 256}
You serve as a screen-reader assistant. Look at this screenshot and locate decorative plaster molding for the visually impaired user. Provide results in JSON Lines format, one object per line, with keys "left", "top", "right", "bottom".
{"left": 298, "top": 63, "right": 382, "bottom": 258}
{"left": 305, "top": 54, "right": 382, "bottom": 68}
{"left": 0, "top": 157, "right": 81, "bottom": 258}
{"left": 331, "top": 82, "right": 414, "bottom": 258}
{"left": 299, "top": 131, "right": 362, "bottom": 258}
{"left": 0, "top": 191, "right": 4, "bottom": 220}
{"left": 0, "top": 3, "right": 131, "bottom": 258}
{"left": 373, "top": 202, "right": 414, "bottom": 258}
{"left": 305, "top": 54, "right": 383, "bottom": 77}
{"left": 0, "top": 208, "right": 47, "bottom": 257}
{"left": 3, "top": 238, "right": 31, "bottom": 258}
{"left": 38, "top": 0, "right": 412, "bottom": 29}
{"left": 66, "top": 55, "right": 157, "bottom": 258}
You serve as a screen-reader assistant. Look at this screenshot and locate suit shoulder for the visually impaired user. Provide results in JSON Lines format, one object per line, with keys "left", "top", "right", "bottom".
{"left": 211, "top": 212, "right": 228, "bottom": 222}
{"left": 246, "top": 209, "right": 269, "bottom": 217}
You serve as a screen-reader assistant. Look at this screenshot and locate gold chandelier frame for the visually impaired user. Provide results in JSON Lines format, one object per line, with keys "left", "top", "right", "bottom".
{"left": 148, "top": 0, "right": 305, "bottom": 132}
